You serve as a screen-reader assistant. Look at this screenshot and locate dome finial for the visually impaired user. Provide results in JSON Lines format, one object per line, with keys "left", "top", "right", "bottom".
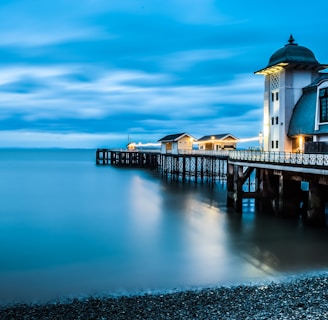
{"left": 286, "top": 34, "right": 297, "bottom": 46}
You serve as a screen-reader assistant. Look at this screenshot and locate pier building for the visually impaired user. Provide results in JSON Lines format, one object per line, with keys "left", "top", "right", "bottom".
{"left": 158, "top": 133, "right": 196, "bottom": 154}
{"left": 197, "top": 134, "right": 238, "bottom": 151}
{"left": 255, "top": 35, "right": 328, "bottom": 153}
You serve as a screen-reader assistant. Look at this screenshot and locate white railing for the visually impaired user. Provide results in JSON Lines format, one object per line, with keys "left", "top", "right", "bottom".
{"left": 175, "top": 150, "right": 231, "bottom": 156}
{"left": 228, "top": 151, "right": 328, "bottom": 167}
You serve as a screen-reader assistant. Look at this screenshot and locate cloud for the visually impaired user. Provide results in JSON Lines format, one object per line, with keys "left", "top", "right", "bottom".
{"left": 0, "top": 59, "right": 263, "bottom": 145}
{"left": 0, "top": 130, "right": 122, "bottom": 148}
{"left": 162, "top": 49, "right": 241, "bottom": 72}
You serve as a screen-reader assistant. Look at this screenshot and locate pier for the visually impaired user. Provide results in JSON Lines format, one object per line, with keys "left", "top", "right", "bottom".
{"left": 226, "top": 151, "right": 328, "bottom": 226}
{"left": 96, "top": 149, "right": 228, "bottom": 185}
{"left": 96, "top": 149, "right": 328, "bottom": 226}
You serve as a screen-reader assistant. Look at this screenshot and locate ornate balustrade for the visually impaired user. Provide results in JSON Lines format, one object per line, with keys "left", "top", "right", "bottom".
{"left": 228, "top": 151, "right": 328, "bottom": 168}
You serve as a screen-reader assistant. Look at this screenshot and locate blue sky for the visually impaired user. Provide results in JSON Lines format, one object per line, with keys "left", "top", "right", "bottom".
{"left": 0, "top": 0, "right": 327, "bottom": 148}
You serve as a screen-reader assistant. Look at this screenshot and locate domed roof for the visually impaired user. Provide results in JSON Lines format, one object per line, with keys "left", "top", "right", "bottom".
{"left": 255, "top": 35, "right": 328, "bottom": 75}
{"left": 267, "top": 35, "right": 319, "bottom": 67}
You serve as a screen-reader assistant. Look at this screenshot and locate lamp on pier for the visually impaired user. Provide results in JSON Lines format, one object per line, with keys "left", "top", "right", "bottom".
{"left": 259, "top": 131, "right": 263, "bottom": 151}
{"left": 298, "top": 135, "right": 304, "bottom": 153}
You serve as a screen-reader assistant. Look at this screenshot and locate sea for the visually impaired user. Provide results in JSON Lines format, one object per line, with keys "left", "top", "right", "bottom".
{"left": 0, "top": 148, "right": 327, "bottom": 304}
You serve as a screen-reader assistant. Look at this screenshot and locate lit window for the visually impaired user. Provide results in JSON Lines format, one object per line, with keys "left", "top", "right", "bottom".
{"left": 319, "top": 88, "right": 328, "bottom": 122}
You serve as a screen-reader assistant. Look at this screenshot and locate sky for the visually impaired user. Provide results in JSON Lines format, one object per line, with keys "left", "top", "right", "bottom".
{"left": 0, "top": 0, "right": 327, "bottom": 148}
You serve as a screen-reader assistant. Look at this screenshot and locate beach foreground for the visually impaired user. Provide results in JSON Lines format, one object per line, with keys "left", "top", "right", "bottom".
{"left": 1, "top": 274, "right": 327, "bottom": 319}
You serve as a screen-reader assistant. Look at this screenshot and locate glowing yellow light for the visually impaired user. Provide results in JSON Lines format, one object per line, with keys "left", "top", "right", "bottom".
{"left": 299, "top": 135, "right": 304, "bottom": 152}
{"left": 263, "top": 124, "right": 269, "bottom": 137}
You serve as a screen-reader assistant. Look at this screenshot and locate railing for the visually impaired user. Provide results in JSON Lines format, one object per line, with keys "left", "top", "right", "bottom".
{"left": 172, "top": 150, "right": 231, "bottom": 156}
{"left": 228, "top": 151, "right": 328, "bottom": 168}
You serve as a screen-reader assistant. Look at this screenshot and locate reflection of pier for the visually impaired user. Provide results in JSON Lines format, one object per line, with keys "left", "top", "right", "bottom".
{"left": 96, "top": 149, "right": 328, "bottom": 226}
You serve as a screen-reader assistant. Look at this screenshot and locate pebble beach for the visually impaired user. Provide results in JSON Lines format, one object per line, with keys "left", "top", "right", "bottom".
{"left": 1, "top": 273, "right": 327, "bottom": 319}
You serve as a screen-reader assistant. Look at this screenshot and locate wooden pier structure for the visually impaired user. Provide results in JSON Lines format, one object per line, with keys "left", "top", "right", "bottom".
{"left": 226, "top": 151, "right": 328, "bottom": 226}
{"left": 96, "top": 149, "right": 228, "bottom": 184}
{"left": 96, "top": 149, "right": 328, "bottom": 226}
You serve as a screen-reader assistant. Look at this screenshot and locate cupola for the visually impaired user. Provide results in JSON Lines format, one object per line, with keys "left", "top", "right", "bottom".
{"left": 255, "top": 35, "right": 328, "bottom": 75}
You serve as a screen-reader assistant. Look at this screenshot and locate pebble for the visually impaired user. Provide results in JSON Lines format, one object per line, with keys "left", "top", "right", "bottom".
{"left": 0, "top": 274, "right": 327, "bottom": 319}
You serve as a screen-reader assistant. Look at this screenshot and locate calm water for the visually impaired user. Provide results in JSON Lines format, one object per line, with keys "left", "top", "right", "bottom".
{"left": 0, "top": 149, "right": 327, "bottom": 304}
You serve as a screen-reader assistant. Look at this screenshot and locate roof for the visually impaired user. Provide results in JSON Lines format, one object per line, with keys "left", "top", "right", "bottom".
{"left": 197, "top": 133, "right": 238, "bottom": 142}
{"left": 288, "top": 74, "right": 328, "bottom": 136}
{"left": 158, "top": 133, "right": 196, "bottom": 142}
{"left": 255, "top": 35, "right": 328, "bottom": 75}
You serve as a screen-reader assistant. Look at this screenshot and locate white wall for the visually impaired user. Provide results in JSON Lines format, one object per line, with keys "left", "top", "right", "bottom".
{"left": 178, "top": 136, "right": 193, "bottom": 151}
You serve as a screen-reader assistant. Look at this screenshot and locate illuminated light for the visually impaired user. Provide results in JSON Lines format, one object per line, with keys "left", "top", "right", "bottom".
{"left": 298, "top": 135, "right": 304, "bottom": 152}
{"left": 259, "top": 131, "right": 263, "bottom": 144}
{"left": 237, "top": 137, "right": 259, "bottom": 143}
{"left": 135, "top": 142, "right": 161, "bottom": 147}
{"left": 263, "top": 124, "right": 269, "bottom": 137}
{"left": 211, "top": 136, "right": 215, "bottom": 140}
{"left": 255, "top": 62, "right": 289, "bottom": 75}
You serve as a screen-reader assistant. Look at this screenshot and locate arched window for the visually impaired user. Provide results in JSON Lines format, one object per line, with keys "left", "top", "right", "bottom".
{"left": 319, "top": 87, "right": 328, "bottom": 122}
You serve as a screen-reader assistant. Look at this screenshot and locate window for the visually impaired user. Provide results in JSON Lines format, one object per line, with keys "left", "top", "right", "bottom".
{"left": 275, "top": 116, "right": 279, "bottom": 125}
{"left": 270, "top": 74, "right": 279, "bottom": 91}
{"left": 271, "top": 141, "right": 274, "bottom": 149}
{"left": 276, "top": 140, "right": 279, "bottom": 149}
{"left": 271, "top": 117, "right": 274, "bottom": 125}
{"left": 275, "top": 92, "right": 279, "bottom": 101}
{"left": 319, "top": 87, "right": 328, "bottom": 122}
{"left": 271, "top": 93, "right": 274, "bottom": 102}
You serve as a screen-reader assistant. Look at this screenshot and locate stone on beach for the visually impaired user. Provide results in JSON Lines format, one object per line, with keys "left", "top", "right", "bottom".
{"left": 1, "top": 274, "right": 327, "bottom": 319}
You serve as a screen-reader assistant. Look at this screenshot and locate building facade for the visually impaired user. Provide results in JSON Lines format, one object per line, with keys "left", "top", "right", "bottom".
{"left": 255, "top": 35, "right": 328, "bottom": 152}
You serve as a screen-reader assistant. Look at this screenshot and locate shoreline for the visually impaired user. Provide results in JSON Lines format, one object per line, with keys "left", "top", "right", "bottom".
{"left": 1, "top": 272, "right": 327, "bottom": 319}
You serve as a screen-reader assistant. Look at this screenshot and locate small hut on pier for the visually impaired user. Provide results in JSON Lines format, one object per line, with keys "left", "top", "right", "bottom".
{"left": 197, "top": 133, "right": 238, "bottom": 151}
{"left": 158, "top": 133, "right": 196, "bottom": 154}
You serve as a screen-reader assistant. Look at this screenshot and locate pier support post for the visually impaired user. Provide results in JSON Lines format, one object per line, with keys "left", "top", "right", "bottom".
{"left": 227, "top": 164, "right": 234, "bottom": 207}
{"left": 235, "top": 165, "right": 243, "bottom": 213}
{"left": 226, "top": 164, "right": 243, "bottom": 212}
{"left": 278, "top": 174, "right": 301, "bottom": 218}
{"left": 304, "top": 181, "right": 326, "bottom": 226}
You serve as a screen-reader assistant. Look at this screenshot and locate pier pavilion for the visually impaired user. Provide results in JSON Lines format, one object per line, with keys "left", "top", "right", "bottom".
{"left": 227, "top": 35, "right": 328, "bottom": 225}
{"left": 255, "top": 35, "right": 328, "bottom": 153}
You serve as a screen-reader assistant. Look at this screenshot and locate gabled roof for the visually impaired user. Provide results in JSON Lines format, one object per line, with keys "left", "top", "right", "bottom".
{"left": 158, "top": 133, "right": 196, "bottom": 142}
{"left": 288, "top": 74, "right": 328, "bottom": 136}
{"left": 197, "top": 133, "right": 238, "bottom": 142}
